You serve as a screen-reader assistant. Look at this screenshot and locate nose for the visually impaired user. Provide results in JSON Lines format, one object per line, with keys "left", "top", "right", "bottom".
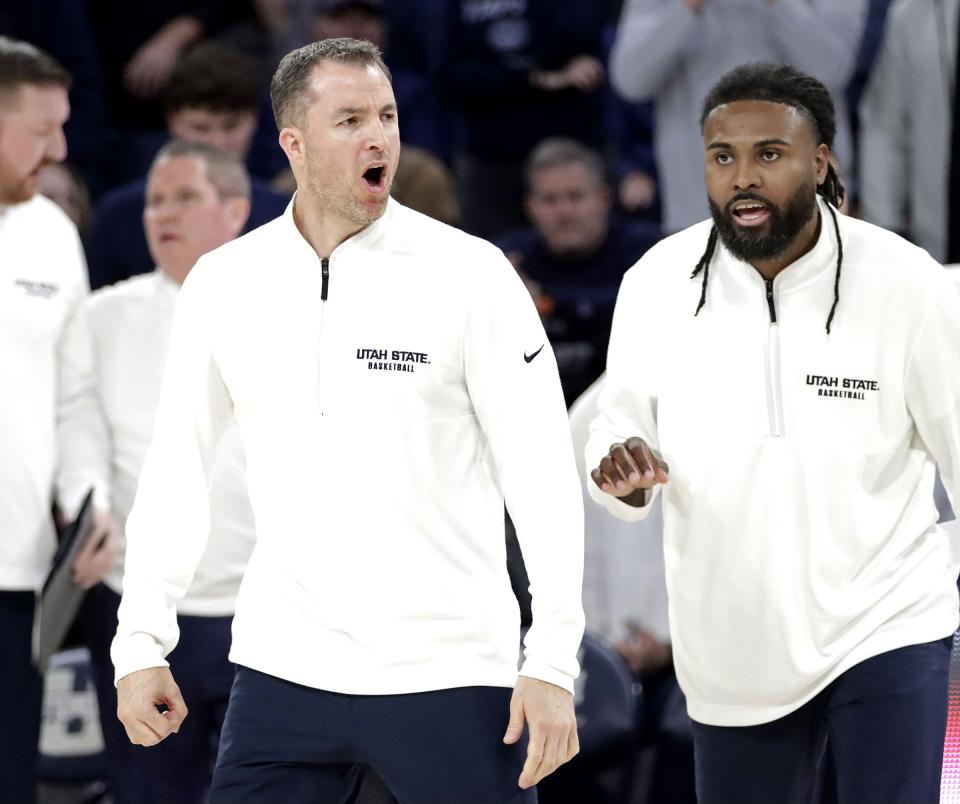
{"left": 48, "top": 126, "right": 67, "bottom": 163}
{"left": 733, "top": 159, "right": 762, "bottom": 192}
{"left": 364, "top": 117, "right": 387, "bottom": 152}
{"left": 148, "top": 200, "right": 179, "bottom": 225}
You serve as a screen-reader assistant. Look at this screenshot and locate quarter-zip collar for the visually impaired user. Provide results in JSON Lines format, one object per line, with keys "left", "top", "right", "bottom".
{"left": 280, "top": 192, "right": 396, "bottom": 267}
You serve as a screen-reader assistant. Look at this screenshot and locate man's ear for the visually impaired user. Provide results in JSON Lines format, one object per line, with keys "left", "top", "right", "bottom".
{"left": 225, "top": 196, "right": 251, "bottom": 235}
{"left": 814, "top": 143, "right": 830, "bottom": 186}
{"left": 279, "top": 124, "right": 306, "bottom": 167}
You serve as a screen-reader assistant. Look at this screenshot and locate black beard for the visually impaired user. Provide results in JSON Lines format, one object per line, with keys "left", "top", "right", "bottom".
{"left": 709, "top": 184, "right": 818, "bottom": 263}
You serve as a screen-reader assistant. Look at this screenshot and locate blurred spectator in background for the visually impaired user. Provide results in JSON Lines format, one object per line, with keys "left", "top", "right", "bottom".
{"left": 0, "top": 37, "right": 115, "bottom": 804}
{"left": 497, "top": 138, "right": 660, "bottom": 405}
{"left": 85, "top": 43, "right": 288, "bottom": 290}
{"left": 609, "top": 0, "right": 866, "bottom": 234}
{"left": 37, "top": 161, "right": 92, "bottom": 233}
{"left": 859, "top": 0, "right": 958, "bottom": 263}
{"left": 441, "top": 0, "right": 610, "bottom": 239}
{"left": 84, "top": 0, "right": 255, "bottom": 185}
{"left": 83, "top": 141, "right": 255, "bottom": 804}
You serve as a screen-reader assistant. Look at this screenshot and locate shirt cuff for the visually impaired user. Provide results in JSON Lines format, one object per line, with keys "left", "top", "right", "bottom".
{"left": 111, "top": 631, "right": 169, "bottom": 686}
{"left": 518, "top": 659, "right": 576, "bottom": 695}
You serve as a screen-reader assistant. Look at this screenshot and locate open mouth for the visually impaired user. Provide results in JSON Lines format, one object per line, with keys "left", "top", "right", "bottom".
{"left": 361, "top": 163, "right": 387, "bottom": 194}
{"left": 730, "top": 199, "right": 770, "bottom": 227}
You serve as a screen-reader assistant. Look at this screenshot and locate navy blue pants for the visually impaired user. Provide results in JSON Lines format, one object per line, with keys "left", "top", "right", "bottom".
{"left": 692, "top": 637, "right": 952, "bottom": 804}
{"left": 82, "top": 585, "right": 235, "bottom": 804}
{"left": 0, "top": 591, "right": 42, "bottom": 804}
{"left": 210, "top": 666, "right": 538, "bottom": 804}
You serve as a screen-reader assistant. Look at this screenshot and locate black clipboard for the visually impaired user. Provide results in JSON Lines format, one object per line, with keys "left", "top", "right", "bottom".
{"left": 33, "top": 489, "right": 97, "bottom": 670}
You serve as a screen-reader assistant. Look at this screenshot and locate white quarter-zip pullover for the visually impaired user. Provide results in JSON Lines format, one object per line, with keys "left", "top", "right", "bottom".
{"left": 88, "top": 271, "right": 256, "bottom": 615}
{"left": 112, "top": 199, "right": 585, "bottom": 694}
{"left": 588, "top": 200, "right": 960, "bottom": 726}
{"left": 0, "top": 195, "right": 103, "bottom": 590}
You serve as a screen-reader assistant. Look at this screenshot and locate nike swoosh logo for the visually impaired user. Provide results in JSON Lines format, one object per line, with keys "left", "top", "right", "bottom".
{"left": 524, "top": 344, "right": 545, "bottom": 363}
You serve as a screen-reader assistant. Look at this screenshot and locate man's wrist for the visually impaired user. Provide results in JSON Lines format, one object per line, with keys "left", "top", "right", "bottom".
{"left": 621, "top": 488, "right": 649, "bottom": 508}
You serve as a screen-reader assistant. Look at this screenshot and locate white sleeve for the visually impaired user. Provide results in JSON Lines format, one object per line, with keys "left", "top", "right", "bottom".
{"left": 858, "top": 4, "right": 910, "bottom": 233}
{"left": 111, "top": 262, "right": 234, "bottom": 682}
{"left": 463, "top": 248, "right": 584, "bottom": 694}
{"left": 586, "top": 267, "right": 661, "bottom": 522}
{"left": 609, "top": 0, "right": 699, "bottom": 102}
{"left": 764, "top": 0, "right": 867, "bottom": 89}
{"left": 55, "top": 226, "right": 110, "bottom": 517}
{"left": 905, "top": 264, "right": 960, "bottom": 516}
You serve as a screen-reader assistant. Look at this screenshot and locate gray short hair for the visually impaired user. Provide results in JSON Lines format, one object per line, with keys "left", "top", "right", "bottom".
{"left": 525, "top": 138, "right": 607, "bottom": 191}
{"left": 150, "top": 140, "right": 251, "bottom": 201}
{"left": 270, "top": 37, "right": 391, "bottom": 130}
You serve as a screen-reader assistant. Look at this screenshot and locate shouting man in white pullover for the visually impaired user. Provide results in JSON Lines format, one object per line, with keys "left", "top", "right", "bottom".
{"left": 85, "top": 140, "right": 254, "bottom": 804}
{"left": 589, "top": 63, "right": 960, "bottom": 803}
{"left": 113, "top": 37, "right": 584, "bottom": 804}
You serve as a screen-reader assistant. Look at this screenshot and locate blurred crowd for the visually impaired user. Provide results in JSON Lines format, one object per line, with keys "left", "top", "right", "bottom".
{"left": 5, "top": 0, "right": 959, "bottom": 802}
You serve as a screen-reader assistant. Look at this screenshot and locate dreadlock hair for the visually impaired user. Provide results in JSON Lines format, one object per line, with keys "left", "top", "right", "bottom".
{"left": 691, "top": 63, "right": 846, "bottom": 333}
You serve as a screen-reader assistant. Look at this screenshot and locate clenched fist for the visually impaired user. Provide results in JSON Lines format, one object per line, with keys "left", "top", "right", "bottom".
{"left": 590, "top": 436, "right": 669, "bottom": 503}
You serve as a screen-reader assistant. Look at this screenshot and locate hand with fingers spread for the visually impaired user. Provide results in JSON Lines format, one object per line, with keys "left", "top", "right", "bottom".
{"left": 117, "top": 667, "right": 188, "bottom": 747}
{"left": 503, "top": 676, "right": 579, "bottom": 790}
{"left": 590, "top": 436, "right": 669, "bottom": 505}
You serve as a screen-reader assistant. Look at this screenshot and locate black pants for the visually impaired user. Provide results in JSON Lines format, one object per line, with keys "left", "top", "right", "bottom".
{"left": 210, "top": 666, "right": 537, "bottom": 804}
{"left": 692, "top": 637, "right": 952, "bottom": 804}
{"left": 0, "top": 591, "right": 42, "bottom": 804}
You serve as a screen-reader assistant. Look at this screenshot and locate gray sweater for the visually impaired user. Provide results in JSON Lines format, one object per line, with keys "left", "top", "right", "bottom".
{"left": 610, "top": 0, "right": 866, "bottom": 233}
{"left": 859, "top": 0, "right": 959, "bottom": 263}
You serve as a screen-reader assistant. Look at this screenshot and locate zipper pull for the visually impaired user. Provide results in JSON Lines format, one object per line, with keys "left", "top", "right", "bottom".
{"left": 321, "top": 257, "right": 329, "bottom": 301}
{"left": 765, "top": 278, "right": 777, "bottom": 323}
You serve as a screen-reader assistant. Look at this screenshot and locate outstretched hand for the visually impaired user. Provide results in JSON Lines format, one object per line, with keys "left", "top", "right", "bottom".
{"left": 503, "top": 676, "right": 579, "bottom": 789}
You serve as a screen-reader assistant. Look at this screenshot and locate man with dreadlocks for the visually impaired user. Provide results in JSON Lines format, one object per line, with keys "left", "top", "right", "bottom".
{"left": 586, "top": 63, "right": 960, "bottom": 803}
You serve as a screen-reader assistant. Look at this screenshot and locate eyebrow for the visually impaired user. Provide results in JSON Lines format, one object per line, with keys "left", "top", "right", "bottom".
{"left": 332, "top": 103, "right": 397, "bottom": 117}
{"left": 707, "top": 137, "right": 791, "bottom": 150}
